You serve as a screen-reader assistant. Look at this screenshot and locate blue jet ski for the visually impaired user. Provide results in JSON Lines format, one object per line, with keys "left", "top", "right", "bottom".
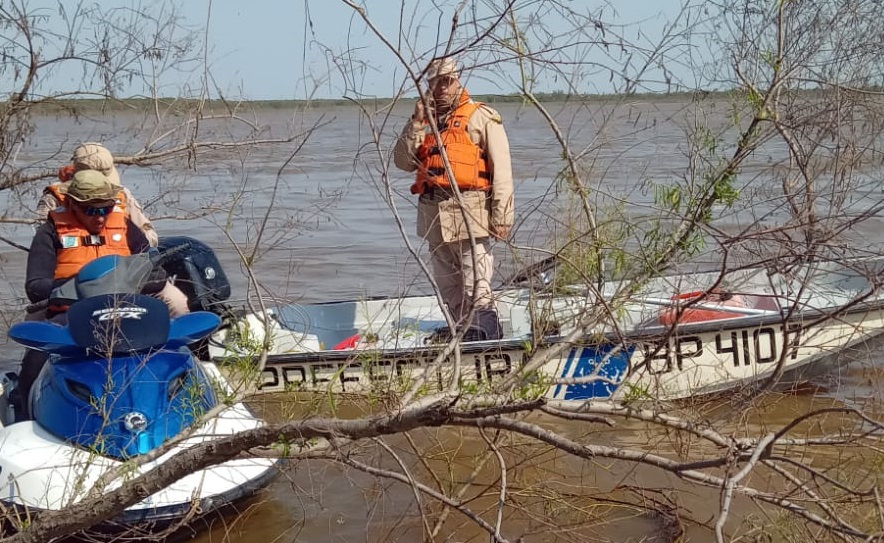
{"left": 0, "top": 239, "right": 279, "bottom": 538}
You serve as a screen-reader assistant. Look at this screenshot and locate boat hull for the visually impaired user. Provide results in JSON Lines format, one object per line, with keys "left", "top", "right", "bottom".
{"left": 210, "top": 258, "right": 884, "bottom": 401}
{"left": 212, "top": 301, "right": 884, "bottom": 402}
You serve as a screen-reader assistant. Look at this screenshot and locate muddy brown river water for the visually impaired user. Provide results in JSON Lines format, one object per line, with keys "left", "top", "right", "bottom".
{"left": 1, "top": 98, "right": 882, "bottom": 542}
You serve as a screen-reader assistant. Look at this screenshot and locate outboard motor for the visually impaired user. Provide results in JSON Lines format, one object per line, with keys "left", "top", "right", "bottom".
{"left": 158, "top": 237, "right": 231, "bottom": 313}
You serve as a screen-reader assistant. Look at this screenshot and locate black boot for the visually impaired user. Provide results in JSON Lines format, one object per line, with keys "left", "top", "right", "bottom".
{"left": 16, "top": 349, "right": 49, "bottom": 421}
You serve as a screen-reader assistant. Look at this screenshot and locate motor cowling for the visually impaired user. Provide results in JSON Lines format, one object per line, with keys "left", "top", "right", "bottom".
{"left": 158, "top": 237, "right": 231, "bottom": 312}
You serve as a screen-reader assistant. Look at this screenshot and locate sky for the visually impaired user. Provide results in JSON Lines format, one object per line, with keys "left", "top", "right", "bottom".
{"left": 180, "top": 0, "right": 692, "bottom": 100}
{"left": 8, "top": 0, "right": 697, "bottom": 101}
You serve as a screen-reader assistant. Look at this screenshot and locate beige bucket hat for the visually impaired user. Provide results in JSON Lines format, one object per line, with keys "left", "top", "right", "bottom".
{"left": 71, "top": 142, "right": 122, "bottom": 186}
{"left": 426, "top": 58, "right": 459, "bottom": 82}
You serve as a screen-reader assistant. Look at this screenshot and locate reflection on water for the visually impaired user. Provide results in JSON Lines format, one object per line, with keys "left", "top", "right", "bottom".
{"left": 2, "top": 99, "right": 882, "bottom": 542}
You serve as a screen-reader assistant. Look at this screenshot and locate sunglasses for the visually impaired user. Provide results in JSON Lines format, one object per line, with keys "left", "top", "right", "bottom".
{"left": 80, "top": 204, "right": 115, "bottom": 217}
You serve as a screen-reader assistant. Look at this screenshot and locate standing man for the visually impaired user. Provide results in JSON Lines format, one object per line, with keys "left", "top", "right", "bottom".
{"left": 393, "top": 58, "right": 514, "bottom": 339}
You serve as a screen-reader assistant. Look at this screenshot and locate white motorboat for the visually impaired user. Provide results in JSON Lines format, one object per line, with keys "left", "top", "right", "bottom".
{"left": 208, "top": 255, "right": 884, "bottom": 401}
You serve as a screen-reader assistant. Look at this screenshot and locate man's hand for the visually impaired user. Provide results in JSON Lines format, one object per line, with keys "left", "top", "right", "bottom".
{"left": 491, "top": 224, "right": 511, "bottom": 240}
{"left": 412, "top": 99, "right": 430, "bottom": 123}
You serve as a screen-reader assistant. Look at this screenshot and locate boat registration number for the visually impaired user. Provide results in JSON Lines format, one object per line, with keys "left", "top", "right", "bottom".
{"left": 258, "top": 350, "right": 529, "bottom": 392}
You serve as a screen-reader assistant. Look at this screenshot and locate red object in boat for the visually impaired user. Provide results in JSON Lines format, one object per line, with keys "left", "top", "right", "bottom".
{"left": 333, "top": 334, "right": 361, "bottom": 350}
{"left": 658, "top": 291, "right": 740, "bottom": 325}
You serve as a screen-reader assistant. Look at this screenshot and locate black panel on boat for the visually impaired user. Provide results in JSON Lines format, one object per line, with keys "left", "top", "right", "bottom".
{"left": 158, "top": 236, "right": 232, "bottom": 312}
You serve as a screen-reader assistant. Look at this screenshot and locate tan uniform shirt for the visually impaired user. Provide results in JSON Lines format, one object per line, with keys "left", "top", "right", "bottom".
{"left": 393, "top": 100, "right": 515, "bottom": 233}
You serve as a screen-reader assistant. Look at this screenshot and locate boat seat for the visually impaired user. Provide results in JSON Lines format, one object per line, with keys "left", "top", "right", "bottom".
{"left": 9, "top": 294, "right": 220, "bottom": 356}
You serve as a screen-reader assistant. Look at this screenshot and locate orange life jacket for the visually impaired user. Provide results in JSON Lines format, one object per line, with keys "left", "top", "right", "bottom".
{"left": 412, "top": 101, "right": 491, "bottom": 195}
{"left": 49, "top": 193, "right": 131, "bottom": 280}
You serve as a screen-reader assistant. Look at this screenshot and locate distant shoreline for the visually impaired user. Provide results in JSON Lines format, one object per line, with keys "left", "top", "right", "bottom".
{"left": 17, "top": 88, "right": 855, "bottom": 114}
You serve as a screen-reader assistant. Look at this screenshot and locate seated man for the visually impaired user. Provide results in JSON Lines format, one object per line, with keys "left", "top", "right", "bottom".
{"left": 36, "top": 142, "right": 188, "bottom": 316}
{"left": 39, "top": 142, "right": 157, "bottom": 246}
{"left": 18, "top": 170, "right": 175, "bottom": 418}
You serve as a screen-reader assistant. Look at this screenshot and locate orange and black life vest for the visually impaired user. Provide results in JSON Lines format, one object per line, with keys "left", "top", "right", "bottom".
{"left": 411, "top": 101, "right": 491, "bottom": 195}
{"left": 48, "top": 192, "right": 130, "bottom": 280}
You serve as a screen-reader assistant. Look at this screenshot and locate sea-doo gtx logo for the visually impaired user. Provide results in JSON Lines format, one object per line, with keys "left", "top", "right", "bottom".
{"left": 91, "top": 306, "right": 148, "bottom": 321}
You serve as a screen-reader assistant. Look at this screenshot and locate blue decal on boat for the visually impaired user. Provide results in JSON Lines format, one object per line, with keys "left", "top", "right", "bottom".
{"left": 553, "top": 348, "right": 580, "bottom": 398}
{"left": 561, "top": 344, "right": 632, "bottom": 400}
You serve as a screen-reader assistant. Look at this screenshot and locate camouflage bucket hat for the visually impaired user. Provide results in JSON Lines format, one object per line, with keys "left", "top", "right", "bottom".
{"left": 64, "top": 170, "right": 119, "bottom": 203}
